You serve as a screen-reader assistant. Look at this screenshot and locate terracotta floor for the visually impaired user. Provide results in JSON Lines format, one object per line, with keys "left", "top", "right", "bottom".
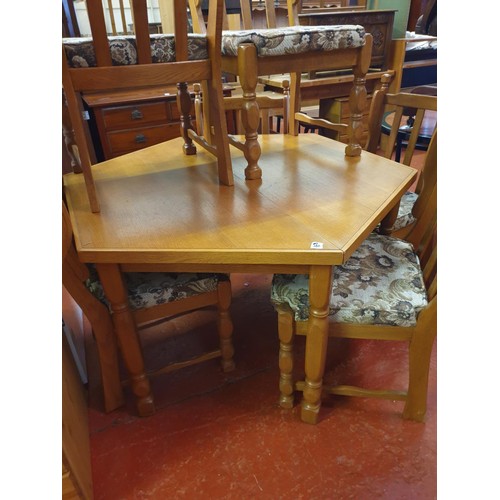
{"left": 86, "top": 272, "right": 437, "bottom": 499}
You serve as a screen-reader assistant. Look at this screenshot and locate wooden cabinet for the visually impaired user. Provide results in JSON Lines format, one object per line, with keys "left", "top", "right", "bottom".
{"left": 298, "top": 9, "right": 395, "bottom": 69}
{"left": 319, "top": 94, "right": 373, "bottom": 145}
{"left": 84, "top": 85, "right": 233, "bottom": 161}
{"left": 84, "top": 86, "right": 195, "bottom": 160}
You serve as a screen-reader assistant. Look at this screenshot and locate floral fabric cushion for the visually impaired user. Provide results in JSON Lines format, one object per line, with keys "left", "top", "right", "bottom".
{"left": 393, "top": 191, "right": 418, "bottom": 231}
{"left": 221, "top": 25, "right": 365, "bottom": 57}
{"left": 63, "top": 34, "right": 208, "bottom": 68}
{"left": 86, "top": 268, "right": 225, "bottom": 311}
{"left": 271, "top": 233, "right": 428, "bottom": 327}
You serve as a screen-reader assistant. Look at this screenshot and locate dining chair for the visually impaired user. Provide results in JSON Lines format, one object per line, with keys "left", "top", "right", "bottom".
{"left": 193, "top": 78, "right": 290, "bottom": 137}
{"left": 63, "top": 202, "right": 235, "bottom": 415}
{"left": 366, "top": 74, "right": 437, "bottom": 238}
{"left": 188, "top": 0, "right": 373, "bottom": 180}
{"left": 270, "top": 141, "right": 437, "bottom": 422}
{"left": 62, "top": 0, "right": 233, "bottom": 213}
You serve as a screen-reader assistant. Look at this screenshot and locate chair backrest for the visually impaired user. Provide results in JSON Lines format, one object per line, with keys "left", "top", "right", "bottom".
{"left": 404, "top": 131, "right": 437, "bottom": 300}
{"left": 365, "top": 75, "right": 437, "bottom": 167}
{"left": 62, "top": 0, "right": 229, "bottom": 212}
{"left": 189, "top": 0, "right": 370, "bottom": 140}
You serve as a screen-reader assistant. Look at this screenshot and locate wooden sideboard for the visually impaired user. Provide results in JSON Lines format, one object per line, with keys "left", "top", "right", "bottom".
{"left": 297, "top": 9, "right": 395, "bottom": 69}
{"left": 83, "top": 86, "right": 196, "bottom": 161}
{"left": 83, "top": 85, "right": 233, "bottom": 162}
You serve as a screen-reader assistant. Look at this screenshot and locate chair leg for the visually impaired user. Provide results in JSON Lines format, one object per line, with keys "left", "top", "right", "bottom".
{"left": 177, "top": 82, "right": 197, "bottom": 155}
{"left": 403, "top": 302, "right": 437, "bottom": 421}
{"left": 217, "top": 278, "right": 235, "bottom": 372}
{"left": 63, "top": 267, "right": 125, "bottom": 412}
{"left": 237, "top": 43, "right": 262, "bottom": 180}
{"left": 345, "top": 34, "right": 372, "bottom": 157}
{"left": 96, "top": 264, "right": 155, "bottom": 417}
{"left": 276, "top": 304, "right": 296, "bottom": 408}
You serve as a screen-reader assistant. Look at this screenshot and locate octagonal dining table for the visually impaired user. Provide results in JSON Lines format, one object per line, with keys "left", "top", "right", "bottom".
{"left": 64, "top": 134, "right": 417, "bottom": 424}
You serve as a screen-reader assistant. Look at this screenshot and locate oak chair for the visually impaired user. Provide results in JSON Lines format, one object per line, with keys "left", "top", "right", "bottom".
{"left": 270, "top": 139, "right": 437, "bottom": 423}
{"left": 62, "top": 0, "right": 233, "bottom": 213}
{"left": 63, "top": 202, "right": 235, "bottom": 415}
{"left": 193, "top": 79, "right": 291, "bottom": 138}
{"left": 367, "top": 74, "right": 437, "bottom": 238}
{"left": 189, "top": 0, "right": 373, "bottom": 180}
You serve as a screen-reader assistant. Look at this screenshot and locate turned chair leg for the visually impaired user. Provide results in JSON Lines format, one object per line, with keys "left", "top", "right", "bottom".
{"left": 237, "top": 44, "right": 262, "bottom": 180}
{"left": 276, "top": 305, "right": 296, "bottom": 408}
{"left": 177, "top": 81, "right": 197, "bottom": 155}
{"left": 217, "top": 278, "right": 235, "bottom": 372}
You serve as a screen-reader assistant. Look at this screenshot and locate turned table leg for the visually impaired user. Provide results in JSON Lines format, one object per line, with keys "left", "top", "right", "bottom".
{"left": 301, "top": 265, "right": 332, "bottom": 424}
{"left": 95, "top": 264, "right": 155, "bottom": 417}
{"left": 237, "top": 44, "right": 262, "bottom": 180}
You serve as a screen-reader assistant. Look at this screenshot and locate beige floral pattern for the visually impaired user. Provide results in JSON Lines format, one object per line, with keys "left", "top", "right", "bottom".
{"left": 393, "top": 191, "right": 418, "bottom": 231}
{"left": 86, "top": 268, "right": 228, "bottom": 311}
{"left": 63, "top": 34, "right": 208, "bottom": 67}
{"left": 271, "top": 233, "right": 428, "bottom": 327}
{"left": 221, "top": 25, "right": 366, "bottom": 57}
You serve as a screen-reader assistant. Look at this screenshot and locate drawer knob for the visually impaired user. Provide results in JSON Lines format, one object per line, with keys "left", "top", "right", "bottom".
{"left": 131, "top": 109, "right": 143, "bottom": 120}
{"left": 135, "top": 134, "right": 146, "bottom": 143}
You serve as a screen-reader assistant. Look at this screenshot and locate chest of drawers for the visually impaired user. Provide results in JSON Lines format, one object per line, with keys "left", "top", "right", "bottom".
{"left": 84, "top": 85, "right": 231, "bottom": 161}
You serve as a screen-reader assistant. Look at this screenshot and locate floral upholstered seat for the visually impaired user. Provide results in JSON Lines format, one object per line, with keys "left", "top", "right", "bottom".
{"left": 220, "top": 25, "right": 366, "bottom": 57}
{"left": 63, "top": 34, "right": 208, "bottom": 67}
{"left": 271, "top": 233, "right": 428, "bottom": 328}
{"left": 87, "top": 268, "right": 228, "bottom": 311}
{"left": 391, "top": 191, "right": 418, "bottom": 231}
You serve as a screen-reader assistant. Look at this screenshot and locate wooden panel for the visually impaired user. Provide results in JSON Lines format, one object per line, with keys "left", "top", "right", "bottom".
{"left": 62, "top": 333, "right": 93, "bottom": 499}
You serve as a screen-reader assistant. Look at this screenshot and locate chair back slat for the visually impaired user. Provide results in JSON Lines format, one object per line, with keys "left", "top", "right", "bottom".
{"left": 287, "top": 0, "right": 300, "bottom": 26}
{"left": 189, "top": 0, "right": 207, "bottom": 34}
{"left": 411, "top": 130, "right": 437, "bottom": 217}
{"left": 402, "top": 108, "right": 426, "bottom": 166}
{"left": 131, "top": 0, "right": 153, "bottom": 63}
{"left": 384, "top": 106, "right": 404, "bottom": 159}
{"left": 174, "top": 0, "right": 189, "bottom": 60}
{"left": 106, "top": 0, "right": 118, "bottom": 35}
{"left": 407, "top": 181, "right": 437, "bottom": 262}
{"left": 240, "top": 0, "right": 253, "bottom": 29}
{"left": 264, "top": 0, "right": 278, "bottom": 28}
{"left": 86, "top": 0, "right": 113, "bottom": 66}
{"left": 422, "top": 244, "right": 437, "bottom": 293}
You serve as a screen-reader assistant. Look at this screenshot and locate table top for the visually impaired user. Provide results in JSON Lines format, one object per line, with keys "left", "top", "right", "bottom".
{"left": 64, "top": 135, "right": 416, "bottom": 270}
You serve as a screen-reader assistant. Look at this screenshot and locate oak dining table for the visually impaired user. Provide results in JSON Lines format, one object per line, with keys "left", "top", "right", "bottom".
{"left": 63, "top": 134, "right": 417, "bottom": 424}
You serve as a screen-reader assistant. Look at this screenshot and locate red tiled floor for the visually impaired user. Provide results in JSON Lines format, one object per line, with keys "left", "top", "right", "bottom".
{"left": 87, "top": 273, "right": 436, "bottom": 499}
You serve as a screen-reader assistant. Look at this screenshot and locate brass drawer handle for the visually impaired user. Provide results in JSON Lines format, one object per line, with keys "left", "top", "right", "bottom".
{"left": 135, "top": 134, "right": 146, "bottom": 144}
{"left": 131, "top": 109, "right": 143, "bottom": 120}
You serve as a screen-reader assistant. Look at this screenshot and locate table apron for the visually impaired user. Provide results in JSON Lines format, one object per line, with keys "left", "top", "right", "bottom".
{"left": 119, "top": 263, "right": 319, "bottom": 274}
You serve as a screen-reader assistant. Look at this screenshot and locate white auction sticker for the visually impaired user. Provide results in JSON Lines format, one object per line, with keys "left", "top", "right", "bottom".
{"left": 310, "top": 242, "right": 323, "bottom": 249}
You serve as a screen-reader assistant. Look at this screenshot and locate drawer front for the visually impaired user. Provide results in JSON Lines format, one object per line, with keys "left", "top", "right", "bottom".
{"left": 102, "top": 102, "right": 168, "bottom": 130}
{"left": 106, "top": 124, "right": 180, "bottom": 156}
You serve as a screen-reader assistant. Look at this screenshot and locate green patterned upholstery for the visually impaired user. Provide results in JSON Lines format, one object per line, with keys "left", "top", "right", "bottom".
{"left": 86, "top": 268, "right": 228, "bottom": 311}
{"left": 271, "top": 233, "right": 428, "bottom": 327}
{"left": 63, "top": 34, "right": 208, "bottom": 67}
{"left": 221, "top": 25, "right": 365, "bottom": 57}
